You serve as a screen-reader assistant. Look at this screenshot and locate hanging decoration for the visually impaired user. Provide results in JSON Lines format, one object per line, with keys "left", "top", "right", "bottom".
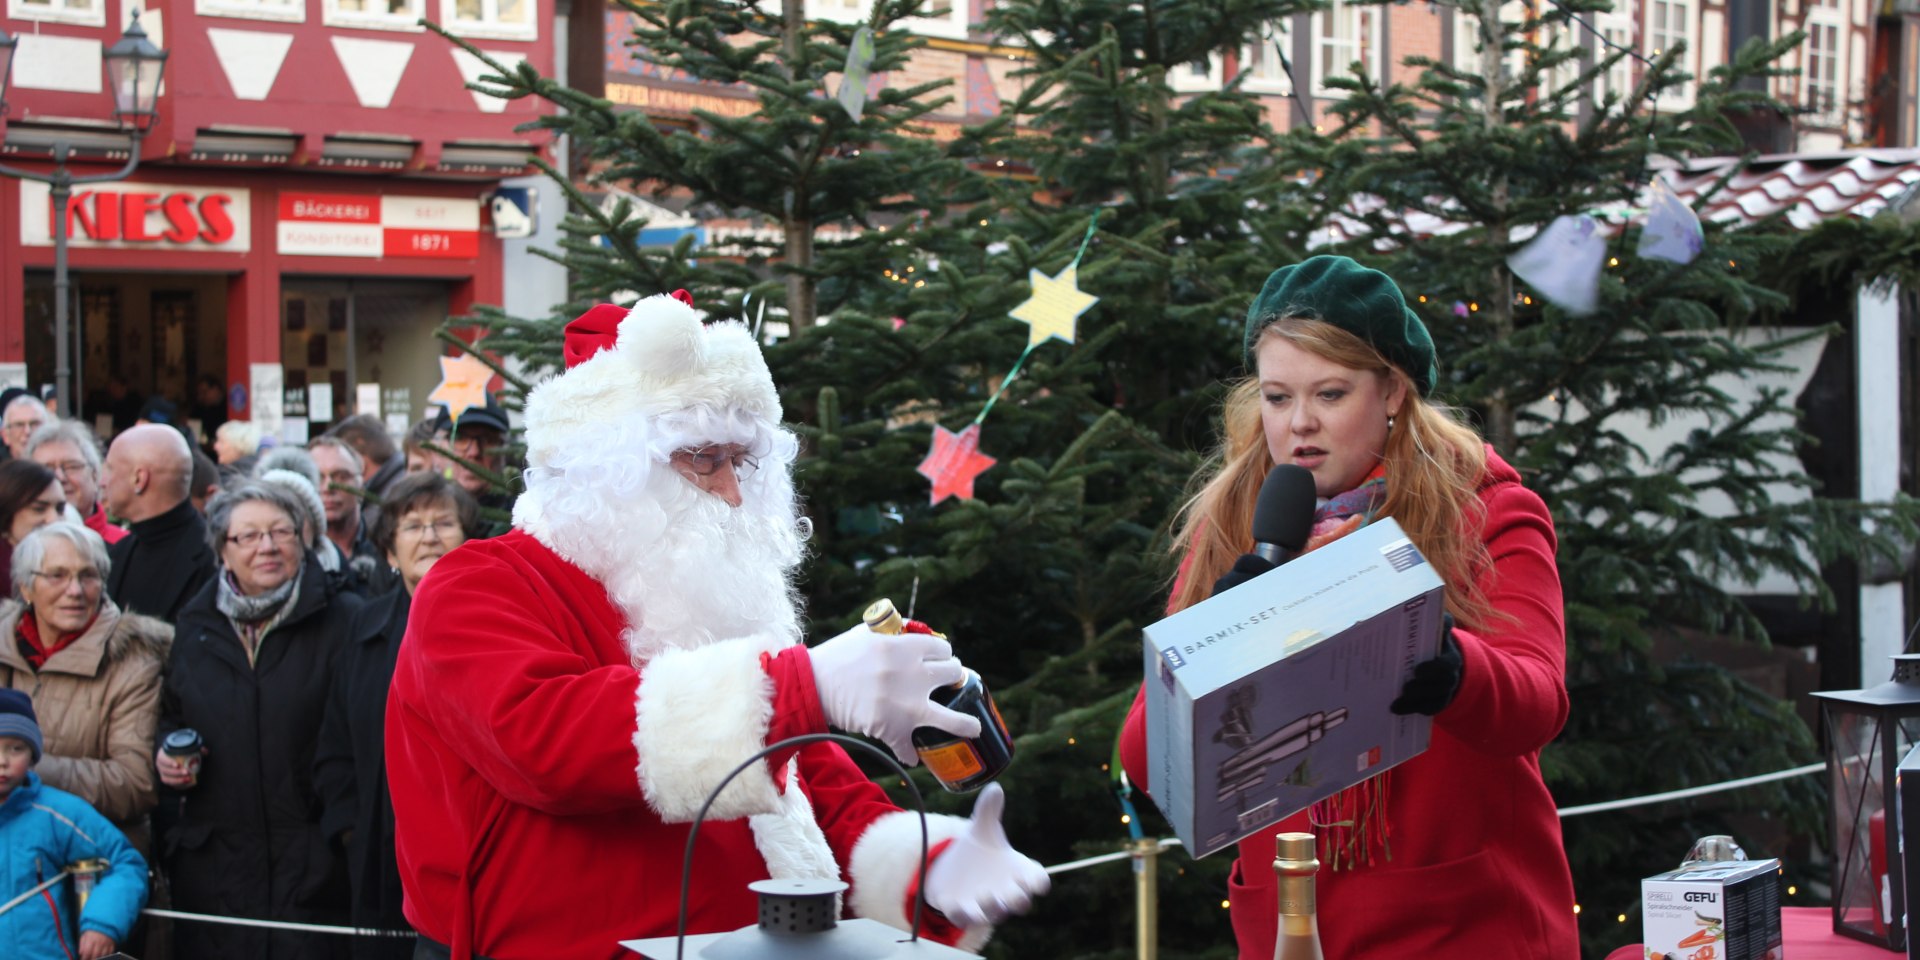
{"left": 1637, "top": 178, "right": 1705, "bottom": 265}
{"left": 836, "top": 26, "right": 877, "bottom": 122}
{"left": 916, "top": 423, "right": 998, "bottom": 505}
{"left": 914, "top": 212, "right": 1103, "bottom": 503}
{"left": 427, "top": 352, "right": 495, "bottom": 424}
{"left": 1508, "top": 214, "right": 1607, "bottom": 315}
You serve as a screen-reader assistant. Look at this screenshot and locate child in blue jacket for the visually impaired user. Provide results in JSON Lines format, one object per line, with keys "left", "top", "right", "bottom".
{"left": 0, "top": 688, "right": 147, "bottom": 960}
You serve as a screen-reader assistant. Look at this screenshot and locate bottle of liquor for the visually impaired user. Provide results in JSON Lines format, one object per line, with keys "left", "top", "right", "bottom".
{"left": 862, "top": 599, "right": 1014, "bottom": 792}
{"left": 1273, "top": 832, "right": 1325, "bottom": 960}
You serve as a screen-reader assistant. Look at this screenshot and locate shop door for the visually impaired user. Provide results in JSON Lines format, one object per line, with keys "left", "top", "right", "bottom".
{"left": 280, "top": 280, "right": 450, "bottom": 444}
{"left": 23, "top": 271, "right": 230, "bottom": 439}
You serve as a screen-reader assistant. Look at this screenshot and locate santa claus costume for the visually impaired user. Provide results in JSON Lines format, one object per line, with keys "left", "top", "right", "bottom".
{"left": 385, "top": 294, "right": 1046, "bottom": 960}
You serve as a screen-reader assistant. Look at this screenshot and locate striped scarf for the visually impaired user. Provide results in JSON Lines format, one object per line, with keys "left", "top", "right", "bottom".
{"left": 1306, "top": 463, "right": 1393, "bottom": 870}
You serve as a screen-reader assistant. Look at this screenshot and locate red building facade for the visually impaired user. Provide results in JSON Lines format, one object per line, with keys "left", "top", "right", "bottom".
{"left": 0, "top": 0, "right": 551, "bottom": 439}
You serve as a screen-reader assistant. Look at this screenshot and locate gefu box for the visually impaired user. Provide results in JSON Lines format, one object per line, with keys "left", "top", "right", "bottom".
{"left": 1641, "top": 859, "right": 1784, "bottom": 960}
{"left": 1141, "top": 517, "right": 1444, "bottom": 859}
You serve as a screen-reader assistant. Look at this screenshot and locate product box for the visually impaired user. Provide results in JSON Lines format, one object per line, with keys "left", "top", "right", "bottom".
{"left": 1640, "top": 859, "right": 1784, "bottom": 960}
{"left": 1140, "top": 517, "right": 1445, "bottom": 859}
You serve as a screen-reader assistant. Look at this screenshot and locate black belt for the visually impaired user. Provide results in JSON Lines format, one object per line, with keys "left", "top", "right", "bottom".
{"left": 413, "top": 935, "right": 500, "bottom": 960}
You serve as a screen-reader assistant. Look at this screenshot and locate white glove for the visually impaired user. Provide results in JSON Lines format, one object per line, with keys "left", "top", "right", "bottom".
{"left": 924, "top": 783, "right": 1050, "bottom": 928}
{"left": 810, "top": 624, "right": 982, "bottom": 766}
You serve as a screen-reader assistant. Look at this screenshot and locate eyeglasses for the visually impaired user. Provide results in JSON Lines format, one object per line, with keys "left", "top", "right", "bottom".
{"left": 46, "top": 461, "right": 92, "bottom": 479}
{"left": 31, "top": 569, "right": 103, "bottom": 591}
{"left": 675, "top": 446, "right": 761, "bottom": 480}
{"left": 226, "top": 527, "right": 299, "bottom": 550}
{"left": 3, "top": 420, "right": 44, "bottom": 434}
{"left": 397, "top": 519, "right": 463, "bottom": 542}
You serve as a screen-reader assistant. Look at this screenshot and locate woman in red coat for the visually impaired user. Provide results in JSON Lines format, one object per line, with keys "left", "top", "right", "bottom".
{"left": 1119, "top": 255, "right": 1578, "bottom": 959}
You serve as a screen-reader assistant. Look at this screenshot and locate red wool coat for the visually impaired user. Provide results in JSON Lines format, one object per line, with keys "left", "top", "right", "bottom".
{"left": 386, "top": 531, "right": 979, "bottom": 960}
{"left": 1120, "top": 449, "right": 1578, "bottom": 960}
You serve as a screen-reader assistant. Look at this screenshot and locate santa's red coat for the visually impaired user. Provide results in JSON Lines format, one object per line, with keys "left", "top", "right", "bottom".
{"left": 1120, "top": 449, "right": 1579, "bottom": 960}
{"left": 387, "top": 530, "right": 978, "bottom": 959}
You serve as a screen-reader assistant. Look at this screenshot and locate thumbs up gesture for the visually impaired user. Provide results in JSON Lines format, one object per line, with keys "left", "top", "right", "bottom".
{"left": 923, "top": 783, "right": 1051, "bottom": 928}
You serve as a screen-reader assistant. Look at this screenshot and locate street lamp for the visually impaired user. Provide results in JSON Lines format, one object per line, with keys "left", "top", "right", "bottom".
{"left": 0, "top": 11, "right": 168, "bottom": 418}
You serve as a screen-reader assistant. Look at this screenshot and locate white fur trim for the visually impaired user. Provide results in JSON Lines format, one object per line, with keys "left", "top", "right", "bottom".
{"left": 633, "top": 636, "right": 786, "bottom": 821}
{"left": 522, "top": 295, "right": 782, "bottom": 475}
{"left": 848, "top": 810, "right": 991, "bottom": 950}
{"left": 748, "top": 761, "right": 843, "bottom": 906}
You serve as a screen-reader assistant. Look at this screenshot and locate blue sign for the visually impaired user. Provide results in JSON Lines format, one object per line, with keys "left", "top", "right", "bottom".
{"left": 489, "top": 186, "right": 537, "bottom": 239}
{"left": 229, "top": 383, "right": 248, "bottom": 413}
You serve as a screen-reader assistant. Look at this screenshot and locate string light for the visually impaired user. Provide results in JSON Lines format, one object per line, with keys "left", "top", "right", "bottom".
{"left": 1573, "top": 904, "right": 1582, "bottom": 915}
{"left": 1417, "top": 295, "right": 1427, "bottom": 303}
{"left": 1468, "top": 302, "right": 1479, "bottom": 312}
{"left": 914, "top": 280, "right": 925, "bottom": 288}
{"left": 1607, "top": 257, "right": 1620, "bottom": 267}
{"left": 1787, "top": 885, "right": 1797, "bottom": 896}
{"left": 1067, "top": 737, "right": 1076, "bottom": 745}
{"left": 1100, "top": 763, "right": 1109, "bottom": 771}
{"left": 1220, "top": 900, "right": 1230, "bottom": 909}
{"left": 906, "top": 265, "right": 915, "bottom": 273}
{"left": 979, "top": 219, "right": 989, "bottom": 226}
{"left": 1617, "top": 914, "right": 1627, "bottom": 923}
{"left": 1120, "top": 814, "right": 1131, "bottom": 824}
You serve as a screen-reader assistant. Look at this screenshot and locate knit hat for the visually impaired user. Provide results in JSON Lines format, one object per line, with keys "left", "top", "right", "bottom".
{"left": 1244, "top": 255, "right": 1438, "bottom": 395}
{"left": 0, "top": 688, "right": 43, "bottom": 763}
{"left": 519, "top": 293, "right": 781, "bottom": 474}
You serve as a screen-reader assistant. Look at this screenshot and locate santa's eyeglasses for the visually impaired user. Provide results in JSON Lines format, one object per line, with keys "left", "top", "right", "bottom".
{"left": 673, "top": 445, "right": 761, "bottom": 480}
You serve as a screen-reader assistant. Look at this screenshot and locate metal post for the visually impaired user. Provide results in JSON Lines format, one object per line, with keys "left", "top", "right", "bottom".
{"left": 1131, "top": 837, "right": 1159, "bottom": 960}
{"left": 50, "top": 142, "right": 71, "bottom": 418}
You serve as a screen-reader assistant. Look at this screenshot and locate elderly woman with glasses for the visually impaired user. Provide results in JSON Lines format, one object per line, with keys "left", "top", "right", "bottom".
{"left": 0, "top": 522, "right": 170, "bottom": 855}
{"left": 155, "top": 481, "right": 364, "bottom": 960}
{"left": 316, "top": 472, "right": 477, "bottom": 959}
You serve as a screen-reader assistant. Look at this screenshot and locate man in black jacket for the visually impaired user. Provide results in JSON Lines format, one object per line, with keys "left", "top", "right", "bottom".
{"left": 102, "top": 424, "right": 218, "bottom": 623}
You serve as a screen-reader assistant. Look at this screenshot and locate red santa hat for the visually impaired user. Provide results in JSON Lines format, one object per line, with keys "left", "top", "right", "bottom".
{"left": 520, "top": 292, "right": 780, "bottom": 471}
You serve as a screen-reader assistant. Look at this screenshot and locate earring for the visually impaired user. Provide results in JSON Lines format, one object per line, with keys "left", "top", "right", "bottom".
{"left": 1387, "top": 415, "right": 1396, "bottom": 432}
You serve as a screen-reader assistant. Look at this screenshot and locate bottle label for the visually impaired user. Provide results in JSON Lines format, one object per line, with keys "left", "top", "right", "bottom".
{"left": 918, "top": 739, "right": 986, "bottom": 784}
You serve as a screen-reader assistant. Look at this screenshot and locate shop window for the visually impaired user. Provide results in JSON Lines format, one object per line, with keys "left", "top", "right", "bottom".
{"left": 325, "top": 0, "right": 425, "bottom": 32}
{"left": 1802, "top": 0, "right": 1844, "bottom": 126}
{"left": 1310, "top": 0, "right": 1380, "bottom": 98}
{"left": 196, "top": 0, "right": 305, "bottom": 23}
{"left": 1451, "top": 1, "right": 1527, "bottom": 85}
{"left": 7, "top": 0, "right": 105, "bottom": 28}
{"left": 442, "top": 0, "right": 536, "bottom": 40}
{"left": 1242, "top": 21, "right": 1294, "bottom": 96}
{"left": 1170, "top": 55, "right": 1223, "bottom": 94}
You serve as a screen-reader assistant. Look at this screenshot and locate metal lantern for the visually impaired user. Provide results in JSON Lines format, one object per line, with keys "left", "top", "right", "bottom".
{"left": 103, "top": 11, "right": 167, "bottom": 131}
{"left": 0, "top": 28, "right": 17, "bottom": 118}
{"left": 1813, "top": 653, "right": 1920, "bottom": 948}
{"left": 622, "top": 878, "right": 979, "bottom": 959}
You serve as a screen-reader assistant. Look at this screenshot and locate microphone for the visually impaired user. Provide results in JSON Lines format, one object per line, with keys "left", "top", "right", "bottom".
{"left": 1249, "top": 464, "right": 1318, "bottom": 567}
{"left": 1209, "top": 465, "right": 1317, "bottom": 599}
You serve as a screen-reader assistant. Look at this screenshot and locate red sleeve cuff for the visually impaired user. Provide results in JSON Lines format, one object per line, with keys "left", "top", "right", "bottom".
{"left": 761, "top": 646, "right": 830, "bottom": 780}
{"left": 900, "top": 837, "right": 969, "bottom": 945}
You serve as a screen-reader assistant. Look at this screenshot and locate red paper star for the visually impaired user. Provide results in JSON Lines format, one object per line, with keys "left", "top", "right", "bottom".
{"left": 917, "top": 423, "right": 997, "bottom": 505}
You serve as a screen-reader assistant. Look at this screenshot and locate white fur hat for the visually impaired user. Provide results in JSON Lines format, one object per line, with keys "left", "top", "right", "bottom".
{"left": 521, "top": 294, "right": 781, "bottom": 470}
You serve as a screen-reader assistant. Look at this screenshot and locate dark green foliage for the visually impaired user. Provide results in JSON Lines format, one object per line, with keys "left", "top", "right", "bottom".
{"left": 429, "top": 0, "right": 1920, "bottom": 955}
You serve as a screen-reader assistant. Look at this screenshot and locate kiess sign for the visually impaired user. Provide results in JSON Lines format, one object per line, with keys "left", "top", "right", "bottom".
{"left": 19, "top": 182, "right": 251, "bottom": 252}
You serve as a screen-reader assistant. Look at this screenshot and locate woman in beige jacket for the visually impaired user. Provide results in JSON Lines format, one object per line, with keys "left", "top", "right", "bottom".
{"left": 0, "top": 520, "right": 170, "bottom": 853}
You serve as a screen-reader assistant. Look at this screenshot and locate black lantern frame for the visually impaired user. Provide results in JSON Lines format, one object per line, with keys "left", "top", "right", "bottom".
{"left": 1814, "top": 653, "right": 1920, "bottom": 949}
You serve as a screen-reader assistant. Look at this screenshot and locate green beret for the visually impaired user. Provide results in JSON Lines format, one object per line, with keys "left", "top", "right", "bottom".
{"left": 1243, "top": 255, "right": 1438, "bottom": 395}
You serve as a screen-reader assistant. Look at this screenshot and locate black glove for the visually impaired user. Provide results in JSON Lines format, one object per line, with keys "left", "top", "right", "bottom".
{"left": 1209, "top": 554, "right": 1275, "bottom": 598}
{"left": 1390, "top": 613, "right": 1464, "bottom": 716}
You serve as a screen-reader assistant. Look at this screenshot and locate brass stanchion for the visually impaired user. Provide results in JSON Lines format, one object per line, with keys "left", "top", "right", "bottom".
{"left": 1131, "top": 837, "right": 1159, "bottom": 960}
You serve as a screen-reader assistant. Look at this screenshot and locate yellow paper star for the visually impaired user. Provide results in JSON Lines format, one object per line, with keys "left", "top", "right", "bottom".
{"left": 427, "top": 353, "right": 494, "bottom": 423}
{"left": 1010, "top": 264, "right": 1098, "bottom": 347}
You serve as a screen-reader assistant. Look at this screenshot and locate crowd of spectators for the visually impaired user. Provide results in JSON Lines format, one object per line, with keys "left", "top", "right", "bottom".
{"left": 0, "top": 396, "right": 500, "bottom": 958}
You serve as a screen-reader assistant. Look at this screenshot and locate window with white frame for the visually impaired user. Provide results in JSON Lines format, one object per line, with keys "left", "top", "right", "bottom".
{"left": 1802, "top": 0, "right": 1843, "bottom": 124}
{"left": 1242, "top": 21, "right": 1294, "bottom": 95}
{"left": 1450, "top": 1, "right": 1527, "bottom": 82}
{"left": 804, "top": 0, "right": 966, "bottom": 39}
{"left": 7, "top": 0, "right": 104, "bottom": 27}
{"left": 1311, "top": 0, "right": 1381, "bottom": 97}
{"left": 326, "top": 0, "right": 425, "bottom": 30}
{"left": 197, "top": 0, "right": 304, "bottom": 22}
{"left": 443, "top": 0, "right": 535, "bottom": 39}
{"left": 1647, "top": 0, "right": 1695, "bottom": 103}
{"left": 1592, "top": 11, "right": 1635, "bottom": 104}
{"left": 1170, "top": 54, "right": 1224, "bottom": 93}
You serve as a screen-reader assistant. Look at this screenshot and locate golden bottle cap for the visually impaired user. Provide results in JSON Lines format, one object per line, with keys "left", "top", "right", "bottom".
{"left": 863, "top": 599, "right": 903, "bottom": 634}
{"left": 1274, "top": 832, "right": 1318, "bottom": 872}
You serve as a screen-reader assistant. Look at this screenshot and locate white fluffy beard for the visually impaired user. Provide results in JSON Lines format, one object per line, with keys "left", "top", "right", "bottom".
{"left": 521, "top": 436, "right": 807, "bottom": 663}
